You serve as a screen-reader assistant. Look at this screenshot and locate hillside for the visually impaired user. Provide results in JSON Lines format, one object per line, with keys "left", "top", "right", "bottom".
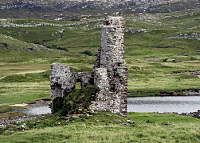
{"left": 0, "top": 1, "right": 200, "bottom": 142}
{"left": 0, "top": 9, "right": 199, "bottom": 105}
{"left": 0, "top": 0, "right": 200, "bottom": 19}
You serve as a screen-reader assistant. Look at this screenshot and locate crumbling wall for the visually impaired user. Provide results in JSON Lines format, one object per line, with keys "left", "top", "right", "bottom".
{"left": 75, "top": 72, "right": 94, "bottom": 88}
{"left": 50, "top": 16, "right": 128, "bottom": 117}
{"left": 91, "top": 16, "right": 128, "bottom": 117}
{"left": 50, "top": 63, "right": 76, "bottom": 101}
{"left": 50, "top": 63, "right": 93, "bottom": 112}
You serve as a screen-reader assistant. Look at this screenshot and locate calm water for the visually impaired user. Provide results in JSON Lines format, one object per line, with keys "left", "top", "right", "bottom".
{"left": 25, "top": 106, "right": 51, "bottom": 115}
{"left": 21, "top": 101, "right": 51, "bottom": 115}
{"left": 18, "top": 96, "right": 200, "bottom": 115}
{"left": 128, "top": 96, "right": 200, "bottom": 113}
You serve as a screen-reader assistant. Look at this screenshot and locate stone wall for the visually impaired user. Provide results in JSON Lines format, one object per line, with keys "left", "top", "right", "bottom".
{"left": 50, "top": 16, "right": 128, "bottom": 117}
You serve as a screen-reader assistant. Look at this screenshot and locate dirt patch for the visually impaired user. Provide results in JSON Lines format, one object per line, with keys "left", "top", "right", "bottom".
{"left": 9, "top": 104, "right": 28, "bottom": 107}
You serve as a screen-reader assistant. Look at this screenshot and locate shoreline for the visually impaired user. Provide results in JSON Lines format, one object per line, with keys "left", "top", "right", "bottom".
{"left": 1, "top": 111, "right": 199, "bottom": 126}
{"left": 159, "top": 110, "right": 200, "bottom": 119}
{"left": 128, "top": 89, "right": 200, "bottom": 97}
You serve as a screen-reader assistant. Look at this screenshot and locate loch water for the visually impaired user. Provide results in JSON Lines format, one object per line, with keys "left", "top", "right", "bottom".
{"left": 18, "top": 96, "right": 200, "bottom": 115}
{"left": 19, "top": 101, "right": 52, "bottom": 115}
{"left": 128, "top": 96, "right": 200, "bottom": 113}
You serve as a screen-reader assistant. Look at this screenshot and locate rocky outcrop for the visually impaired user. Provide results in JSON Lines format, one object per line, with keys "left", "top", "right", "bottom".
{"left": 1, "top": 0, "right": 199, "bottom": 19}
{"left": 168, "top": 32, "right": 200, "bottom": 41}
{"left": 0, "top": 115, "right": 44, "bottom": 126}
{"left": 181, "top": 110, "right": 200, "bottom": 119}
{"left": 0, "top": 0, "right": 168, "bottom": 10}
{"left": 0, "top": 19, "right": 103, "bottom": 28}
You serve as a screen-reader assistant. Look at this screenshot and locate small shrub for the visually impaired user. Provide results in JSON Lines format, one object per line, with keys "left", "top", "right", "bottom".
{"left": 162, "top": 58, "right": 168, "bottom": 62}
{"left": 190, "top": 56, "right": 197, "bottom": 60}
{"left": 52, "top": 97, "right": 64, "bottom": 114}
{"left": 81, "top": 50, "right": 93, "bottom": 56}
{"left": 146, "top": 120, "right": 155, "bottom": 123}
{"left": 47, "top": 45, "right": 69, "bottom": 52}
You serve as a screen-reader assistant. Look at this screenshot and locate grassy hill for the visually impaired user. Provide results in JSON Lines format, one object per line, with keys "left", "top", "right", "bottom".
{"left": 0, "top": 9, "right": 200, "bottom": 105}
{"left": 0, "top": 6, "right": 200, "bottom": 143}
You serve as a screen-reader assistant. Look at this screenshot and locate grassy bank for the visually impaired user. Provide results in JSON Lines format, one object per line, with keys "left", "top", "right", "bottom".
{"left": 0, "top": 112, "right": 199, "bottom": 142}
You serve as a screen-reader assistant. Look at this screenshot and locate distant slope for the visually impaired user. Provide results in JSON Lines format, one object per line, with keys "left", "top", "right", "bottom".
{"left": 0, "top": 9, "right": 199, "bottom": 95}
{"left": 0, "top": 34, "right": 64, "bottom": 61}
{"left": 146, "top": 0, "right": 200, "bottom": 13}
{"left": 0, "top": 0, "right": 200, "bottom": 19}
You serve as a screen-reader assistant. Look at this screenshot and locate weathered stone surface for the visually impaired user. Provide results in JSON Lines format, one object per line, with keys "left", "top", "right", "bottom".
{"left": 91, "top": 16, "right": 128, "bottom": 117}
{"left": 75, "top": 72, "right": 94, "bottom": 88}
{"left": 50, "top": 16, "right": 128, "bottom": 117}
{"left": 89, "top": 68, "right": 110, "bottom": 112}
{"left": 50, "top": 63, "right": 76, "bottom": 100}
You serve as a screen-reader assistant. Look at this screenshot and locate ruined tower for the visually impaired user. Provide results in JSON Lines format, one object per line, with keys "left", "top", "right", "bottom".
{"left": 50, "top": 16, "right": 128, "bottom": 117}
{"left": 91, "top": 16, "right": 128, "bottom": 116}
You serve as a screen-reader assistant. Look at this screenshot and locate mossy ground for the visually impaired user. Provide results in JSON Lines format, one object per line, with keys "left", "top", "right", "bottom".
{"left": 52, "top": 85, "right": 96, "bottom": 116}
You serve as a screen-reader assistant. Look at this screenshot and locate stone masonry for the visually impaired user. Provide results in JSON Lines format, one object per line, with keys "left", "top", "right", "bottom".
{"left": 50, "top": 16, "right": 128, "bottom": 117}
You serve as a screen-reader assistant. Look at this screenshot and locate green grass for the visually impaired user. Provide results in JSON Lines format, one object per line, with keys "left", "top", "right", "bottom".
{"left": 0, "top": 9, "right": 199, "bottom": 104}
{"left": 0, "top": 82, "right": 51, "bottom": 105}
{"left": 0, "top": 112, "right": 199, "bottom": 142}
{"left": 0, "top": 106, "right": 25, "bottom": 114}
{"left": 0, "top": 106, "right": 26, "bottom": 118}
{"left": 0, "top": 6, "right": 199, "bottom": 143}
{"left": 0, "top": 70, "right": 50, "bottom": 83}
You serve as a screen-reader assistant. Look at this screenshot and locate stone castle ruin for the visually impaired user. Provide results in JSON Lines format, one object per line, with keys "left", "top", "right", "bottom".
{"left": 50, "top": 16, "right": 128, "bottom": 117}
